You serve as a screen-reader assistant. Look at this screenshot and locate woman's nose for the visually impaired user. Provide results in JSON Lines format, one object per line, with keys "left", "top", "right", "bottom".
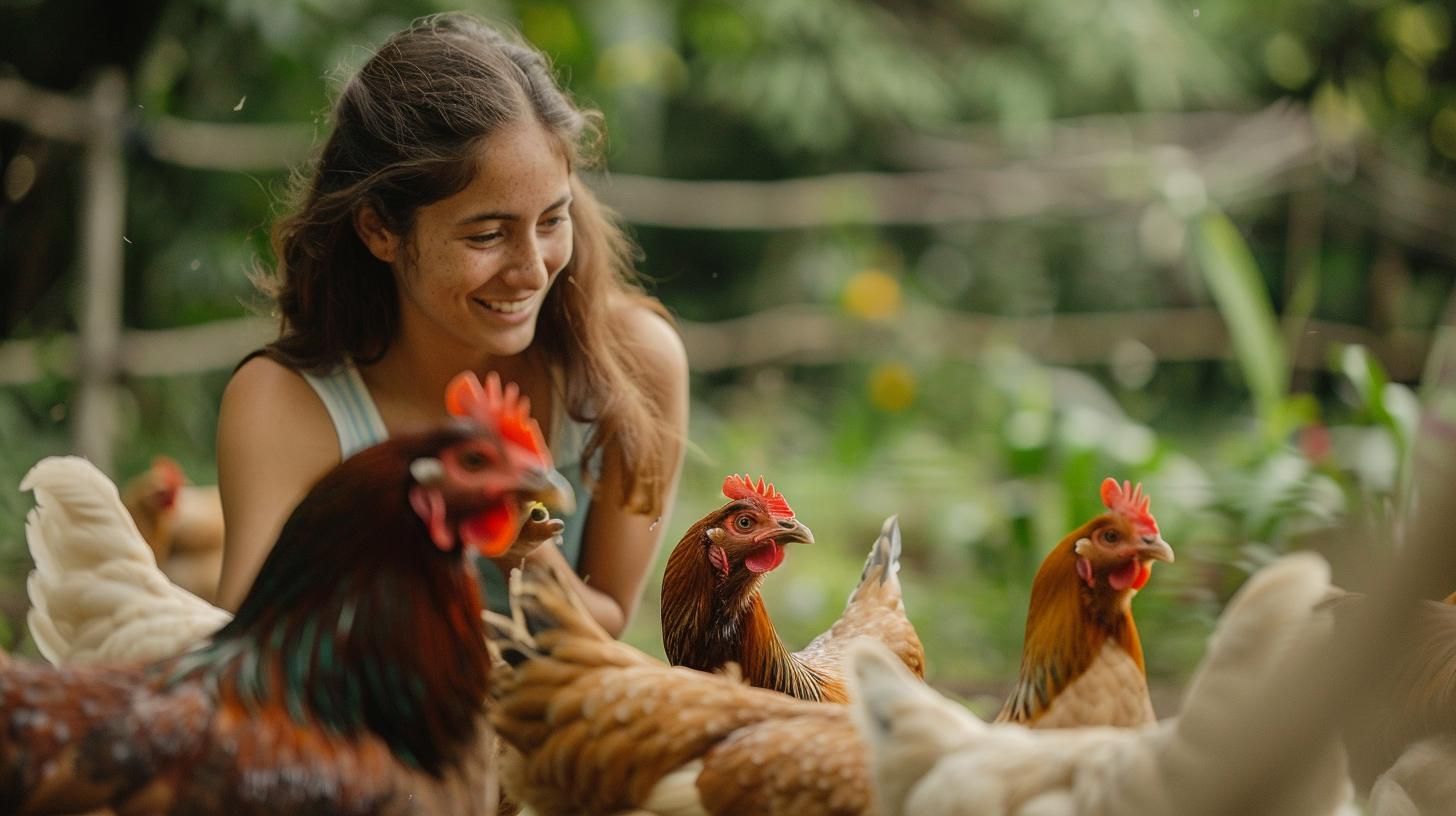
{"left": 501, "top": 233, "right": 548, "bottom": 288}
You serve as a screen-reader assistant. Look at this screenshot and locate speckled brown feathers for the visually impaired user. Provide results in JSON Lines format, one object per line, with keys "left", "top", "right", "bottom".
{"left": 489, "top": 561, "right": 877, "bottom": 816}
{"left": 0, "top": 659, "right": 495, "bottom": 815}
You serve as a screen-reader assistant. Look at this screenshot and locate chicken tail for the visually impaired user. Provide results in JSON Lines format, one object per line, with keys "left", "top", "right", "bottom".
{"left": 23, "top": 457, "right": 157, "bottom": 663}
{"left": 850, "top": 515, "right": 902, "bottom": 600}
{"left": 22, "top": 456, "right": 229, "bottom": 665}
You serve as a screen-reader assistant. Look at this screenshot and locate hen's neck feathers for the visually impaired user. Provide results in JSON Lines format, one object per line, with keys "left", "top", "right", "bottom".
{"left": 662, "top": 518, "right": 835, "bottom": 701}
{"left": 169, "top": 440, "right": 491, "bottom": 776}
{"left": 1001, "top": 528, "right": 1145, "bottom": 723}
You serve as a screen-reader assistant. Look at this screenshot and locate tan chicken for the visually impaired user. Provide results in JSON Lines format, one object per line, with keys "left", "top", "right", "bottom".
{"left": 120, "top": 456, "right": 226, "bottom": 602}
{"left": 661, "top": 474, "right": 924, "bottom": 702}
{"left": 848, "top": 553, "right": 1353, "bottom": 816}
{"left": 489, "top": 560, "right": 876, "bottom": 816}
{"left": 997, "top": 478, "right": 1174, "bottom": 728}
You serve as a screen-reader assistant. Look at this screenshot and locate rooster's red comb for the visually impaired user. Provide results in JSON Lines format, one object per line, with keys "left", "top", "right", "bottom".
{"left": 1100, "top": 478, "right": 1159, "bottom": 538}
{"left": 445, "top": 371, "right": 551, "bottom": 465}
{"left": 722, "top": 474, "right": 795, "bottom": 520}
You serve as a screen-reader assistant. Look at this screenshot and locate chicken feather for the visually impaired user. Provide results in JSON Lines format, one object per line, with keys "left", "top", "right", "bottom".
{"left": 490, "top": 561, "right": 875, "bottom": 816}
{"left": 24, "top": 457, "right": 231, "bottom": 666}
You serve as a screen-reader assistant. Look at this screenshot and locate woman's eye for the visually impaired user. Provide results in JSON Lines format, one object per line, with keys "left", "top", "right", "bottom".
{"left": 466, "top": 231, "right": 503, "bottom": 245}
{"left": 540, "top": 214, "right": 569, "bottom": 230}
{"left": 735, "top": 515, "right": 753, "bottom": 530}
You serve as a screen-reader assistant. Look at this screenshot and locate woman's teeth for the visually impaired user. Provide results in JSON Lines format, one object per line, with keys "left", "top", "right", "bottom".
{"left": 479, "top": 298, "right": 531, "bottom": 314}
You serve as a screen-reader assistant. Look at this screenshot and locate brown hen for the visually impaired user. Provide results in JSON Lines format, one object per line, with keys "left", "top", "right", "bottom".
{"left": 997, "top": 478, "right": 1174, "bottom": 728}
{"left": 489, "top": 560, "right": 877, "bottom": 816}
{"left": 661, "top": 474, "right": 924, "bottom": 702}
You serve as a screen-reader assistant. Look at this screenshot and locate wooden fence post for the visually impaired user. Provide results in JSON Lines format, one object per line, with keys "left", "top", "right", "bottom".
{"left": 71, "top": 68, "right": 127, "bottom": 474}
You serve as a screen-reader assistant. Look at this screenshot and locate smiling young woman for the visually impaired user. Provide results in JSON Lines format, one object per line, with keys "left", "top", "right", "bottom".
{"left": 215, "top": 13, "right": 688, "bottom": 635}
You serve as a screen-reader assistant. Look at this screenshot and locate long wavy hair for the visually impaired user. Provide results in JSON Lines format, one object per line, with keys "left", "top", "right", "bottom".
{"left": 259, "top": 12, "right": 673, "bottom": 513}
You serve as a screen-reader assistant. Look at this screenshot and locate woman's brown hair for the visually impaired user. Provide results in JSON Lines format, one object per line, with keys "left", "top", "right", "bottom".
{"left": 260, "top": 12, "right": 673, "bottom": 514}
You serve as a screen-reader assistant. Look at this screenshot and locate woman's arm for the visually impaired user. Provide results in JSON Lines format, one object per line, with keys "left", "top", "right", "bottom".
{"left": 215, "top": 356, "right": 342, "bottom": 611}
{"left": 539, "top": 305, "right": 689, "bottom": 637}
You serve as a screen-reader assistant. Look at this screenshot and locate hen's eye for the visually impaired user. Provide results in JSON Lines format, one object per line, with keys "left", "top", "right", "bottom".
{"left": 735, "top": 515, "right": 753, "bottom": 530}
{"left": 458, "top": 450, "right": 488, "bottom": 472}
{"left": 1102, "top": 529, "right": 1119, "bottom": 543}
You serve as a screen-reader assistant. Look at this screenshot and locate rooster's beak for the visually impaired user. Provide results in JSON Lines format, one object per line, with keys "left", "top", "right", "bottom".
{"left": 1138, "top": 535, "right": 1174, "bottom": 564}
{"left": 776, "top": 517, "right": 815, "bottom": 546}
{"left": 526, "top": 467, "right": 577, "bottom": 516}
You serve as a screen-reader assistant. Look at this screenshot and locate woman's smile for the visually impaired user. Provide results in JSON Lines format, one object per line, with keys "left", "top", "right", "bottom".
{"left": 472, "top": 293, "right": 540, "bottom": 324}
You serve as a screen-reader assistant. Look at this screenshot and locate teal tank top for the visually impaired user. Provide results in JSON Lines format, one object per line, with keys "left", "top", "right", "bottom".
{"left": 299, "top": 362, "right": 595, "bottom": 615}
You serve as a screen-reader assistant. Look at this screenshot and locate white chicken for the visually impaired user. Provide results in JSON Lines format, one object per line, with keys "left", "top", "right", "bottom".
{"left": 23, "top": 456, "right": 231, "bottom": 664}
{"left": 847, "top": 552, "right": 1356, "bottom": 816}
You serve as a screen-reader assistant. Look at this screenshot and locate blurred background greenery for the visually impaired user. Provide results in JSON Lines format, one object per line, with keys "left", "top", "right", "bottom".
{"left": 1, "top": 0, "right": 1454, "bottom": 714}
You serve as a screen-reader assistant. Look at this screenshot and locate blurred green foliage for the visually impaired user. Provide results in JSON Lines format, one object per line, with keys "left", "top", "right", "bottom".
{"left": 0, "top": 0, "right": 1452, "bottom": 698}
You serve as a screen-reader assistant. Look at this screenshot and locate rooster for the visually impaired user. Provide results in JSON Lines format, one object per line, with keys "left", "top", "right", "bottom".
{"left": 489, "top": 560, "right": 875, "bottom": 816}
{"left": 849, "top": 553, "right": 1353, "bottom": 816}
{"left": 3, "top": 371, "right": 570, "bottom": 813}
{"left": 661, "top": 474, "right": 924, "bottom": 702}
{"left": 997, "top": 477, "right": 1174, "bottom": 728}
{"left": 26, "top": 380, "right": 560, "bottom": 668}
{"left": 120, "top": 456, "right": 226, "bottom": 602}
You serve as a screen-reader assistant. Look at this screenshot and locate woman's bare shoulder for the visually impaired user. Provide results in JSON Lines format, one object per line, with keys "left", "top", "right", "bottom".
{"left": 611, "top": 297, "right": 688, "bottom": 384}
{"left": 218, "top": 355, "right": 340, "bottom": 474}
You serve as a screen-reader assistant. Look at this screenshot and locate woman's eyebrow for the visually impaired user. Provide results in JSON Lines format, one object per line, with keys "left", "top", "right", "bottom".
{"left": 455, "top": 193, "right": 573, "bottom": 226}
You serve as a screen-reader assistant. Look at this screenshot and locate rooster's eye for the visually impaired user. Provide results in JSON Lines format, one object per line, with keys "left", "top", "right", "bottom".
{"left": 458, "top": 450, "right": 488, "bottom": 472}
{"left": 1102, "top": 529, "right": 1119, "bottom": 543}
{"left": 735, "top": 515, "right": 753, "bottom": 531}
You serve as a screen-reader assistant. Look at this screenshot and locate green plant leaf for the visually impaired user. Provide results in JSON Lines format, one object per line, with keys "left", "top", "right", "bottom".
{"left": 1193, "top": 211, "right": 1290, "bottom": 437}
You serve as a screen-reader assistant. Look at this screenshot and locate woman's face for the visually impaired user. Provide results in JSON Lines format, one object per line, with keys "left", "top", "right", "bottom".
{"left": 385, "top": 118, "right": 574, "bottom": 360}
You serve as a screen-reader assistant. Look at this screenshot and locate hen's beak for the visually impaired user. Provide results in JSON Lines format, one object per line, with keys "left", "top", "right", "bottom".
{"left": 525, "top": 467, "right": 576, "bottom": 516}
{"left": 775, "top": 517, "right": 815, "bottom": 546}
{"left": 1138, "top": 535, "right": 1174, "bottom": 564}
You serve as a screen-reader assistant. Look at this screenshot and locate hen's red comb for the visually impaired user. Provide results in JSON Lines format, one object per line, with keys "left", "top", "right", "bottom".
{"left": 445, "top": 371, "right": 551, "bottom": 465}
{"left": 722, "top": 474, "right": 795, "bottom": 520}
{"left": 1101, "top": 478, "right": 1158, "bottom": 537}
{"left": 152, "top": 456, "right": 184, "bottom": 492}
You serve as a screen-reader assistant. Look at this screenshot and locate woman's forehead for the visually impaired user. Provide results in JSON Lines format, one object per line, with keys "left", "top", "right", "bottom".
{"left": 440, "top": 121, "right": 572, "bottom": 221}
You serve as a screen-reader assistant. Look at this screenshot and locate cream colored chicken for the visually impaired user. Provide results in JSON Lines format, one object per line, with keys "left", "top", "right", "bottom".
{"left": 848, "top": 553, "right": 1355, "bottom": 816}
{"left": 25, "top": 457, "right": 230, "bottom": 664}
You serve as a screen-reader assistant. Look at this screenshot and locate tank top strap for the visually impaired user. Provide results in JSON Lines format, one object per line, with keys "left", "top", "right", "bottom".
{"left": 298, "top": 362, "right": 389, "bottom": 459}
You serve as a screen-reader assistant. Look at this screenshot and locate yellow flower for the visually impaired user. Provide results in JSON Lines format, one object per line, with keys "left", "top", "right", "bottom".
{"left": 869, "top": 363, "right": 916, "bottom": 412}
{"left": 841, "top": 268, "right": 902, "bottom": 321}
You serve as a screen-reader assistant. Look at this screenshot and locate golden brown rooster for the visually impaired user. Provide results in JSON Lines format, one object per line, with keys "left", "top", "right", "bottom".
{"left": 489, "top": 560, "right": 875, "bottom": 816}
{"left": 4, "top": 372, "right": 572, "bottom": 814}
{"left": 120, "top": 456, "right": 225, "bottom": 602}
{"left": 661, "top": 474, "right": 924, "bottom": 702}
{"left": 997, "top": 478, "right": 1174, "bottom": 728}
